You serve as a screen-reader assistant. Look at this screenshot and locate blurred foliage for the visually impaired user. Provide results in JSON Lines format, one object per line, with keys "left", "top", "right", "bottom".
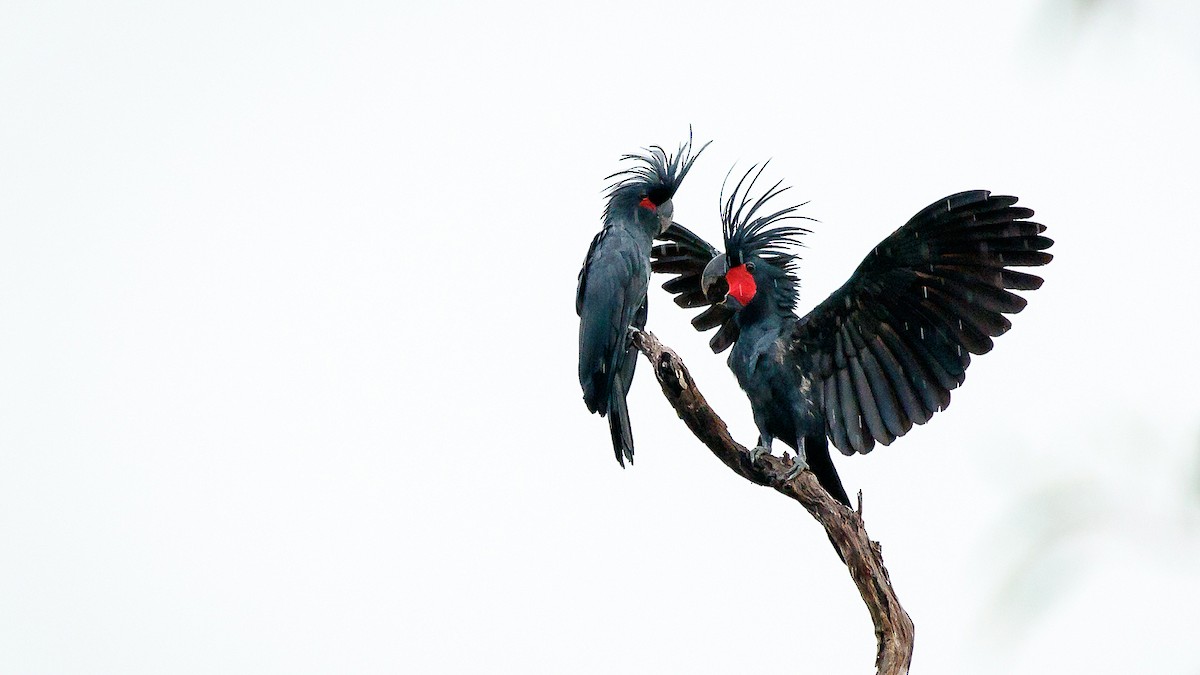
{"left": 980, "top": 423, "right": 1200, "bottom": 652}
{"left": 1064, "top": 0, "right": 1118, "bottom": 23}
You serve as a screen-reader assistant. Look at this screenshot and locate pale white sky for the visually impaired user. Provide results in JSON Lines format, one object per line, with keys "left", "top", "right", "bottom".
{"left": 2, "top": 1, "right": 1199, "bottom": 673}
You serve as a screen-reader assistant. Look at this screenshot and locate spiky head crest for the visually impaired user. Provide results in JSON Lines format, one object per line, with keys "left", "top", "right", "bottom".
{"left": 720, "top": 163, "right": 815, "bottom": 311}
{"left": 603, "top": 127, "right": 710, "bottom": 222}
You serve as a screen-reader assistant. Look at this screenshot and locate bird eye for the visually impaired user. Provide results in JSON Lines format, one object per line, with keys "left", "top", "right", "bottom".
{"left": 745, "top": 262, "right": 756, "bottom": 272}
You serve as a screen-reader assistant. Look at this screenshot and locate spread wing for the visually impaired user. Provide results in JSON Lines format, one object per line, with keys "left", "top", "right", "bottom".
{"left": 650, "top": 223, "right": 741, "bottom": 353}
{"left": 791, "top": 191, "right": 1053, "bottom": 455}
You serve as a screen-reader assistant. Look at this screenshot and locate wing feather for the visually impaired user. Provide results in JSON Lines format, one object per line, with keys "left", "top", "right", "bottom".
{"left": 651, "top": 223, "right": 742, "bottom": 352}
{"left": 793, "top": 191, "right": 1051, "bottom": 454}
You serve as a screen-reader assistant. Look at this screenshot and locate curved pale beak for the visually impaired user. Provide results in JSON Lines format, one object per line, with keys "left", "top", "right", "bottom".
{"left": 656, "top": 199, "right": 675, "bottom": 235}
{"left": 700, "top": 253, "right": 729, "bottom": 299}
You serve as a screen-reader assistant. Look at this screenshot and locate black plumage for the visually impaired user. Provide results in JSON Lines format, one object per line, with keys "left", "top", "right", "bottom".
{"left": 577, "top": 133, "right": 708, "bottom": 465}
{"left": 652, "top": 166, "right": 1052, "bottom": 504}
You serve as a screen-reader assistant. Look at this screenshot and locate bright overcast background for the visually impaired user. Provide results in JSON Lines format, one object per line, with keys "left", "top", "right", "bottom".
{"left": 3, "top": 1, "right": 1199, "bottom": 673}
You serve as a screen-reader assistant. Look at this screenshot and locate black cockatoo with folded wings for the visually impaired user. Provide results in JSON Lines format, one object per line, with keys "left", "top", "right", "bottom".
{"left": 577, "top": 133, "right": 708, "bottom": 466}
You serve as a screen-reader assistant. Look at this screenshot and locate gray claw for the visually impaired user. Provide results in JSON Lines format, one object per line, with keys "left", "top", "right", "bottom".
{"left": 783, "top": 458, "right": 809, "bottom": 482}
{"left": 749, "top": 445, "right": 769, "bottom": 464}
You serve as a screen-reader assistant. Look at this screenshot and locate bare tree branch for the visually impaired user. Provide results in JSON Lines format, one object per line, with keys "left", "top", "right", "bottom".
{"left": 631, "top": 329, "right": 915, "bottom": 675}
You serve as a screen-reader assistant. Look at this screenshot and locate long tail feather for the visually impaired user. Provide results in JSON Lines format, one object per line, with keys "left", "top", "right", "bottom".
{"left": 805, "top": 435, "right": 851, "bottom": 507}
{"left": 608, "top": 385, "right": 634, "bottom": 466}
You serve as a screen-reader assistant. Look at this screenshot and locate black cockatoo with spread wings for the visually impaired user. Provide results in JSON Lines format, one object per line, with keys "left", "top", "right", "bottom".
{"left": 652, "top": 166, "right": 1053, "bottom": 505}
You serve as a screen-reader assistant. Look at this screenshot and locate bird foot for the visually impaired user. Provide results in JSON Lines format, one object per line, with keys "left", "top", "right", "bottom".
{"left": 783, "top": 457, "right": 809, "bottom": 482}
{"left": 749, "top": 445, "right": 771, "bottom": 464}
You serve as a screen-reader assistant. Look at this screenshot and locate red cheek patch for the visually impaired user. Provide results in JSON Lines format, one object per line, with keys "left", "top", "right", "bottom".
{"left": 639, "top": 197, "right": 656, "bottom": 211}
{"left": 726, "top": 264, "right": 757, "bottom": 306}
